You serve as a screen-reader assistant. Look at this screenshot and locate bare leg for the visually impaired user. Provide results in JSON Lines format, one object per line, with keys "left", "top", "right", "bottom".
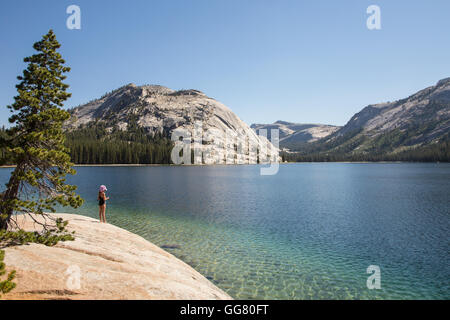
{"left": 102, "top": 205, "right": 107, "bottom": 223}
{"left": 99, "top": 206, "right": 102, "bottom": 222}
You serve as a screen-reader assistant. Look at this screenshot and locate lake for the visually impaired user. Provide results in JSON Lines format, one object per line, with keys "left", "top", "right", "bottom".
{"left": 1, "top": 163, "right": 449, "bottom": 299}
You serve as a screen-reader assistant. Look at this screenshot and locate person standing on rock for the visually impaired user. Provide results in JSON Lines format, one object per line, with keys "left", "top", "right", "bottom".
{"left": 98, "top": 185, "right": 109, "bottom": 223}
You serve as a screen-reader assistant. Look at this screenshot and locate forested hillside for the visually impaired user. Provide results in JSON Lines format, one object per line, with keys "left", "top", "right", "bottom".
{"left": 0, "top": 123, "right": 173, "bottom": 165}
{"left": 65, "top": 122, "right": 173, "bottom": 164}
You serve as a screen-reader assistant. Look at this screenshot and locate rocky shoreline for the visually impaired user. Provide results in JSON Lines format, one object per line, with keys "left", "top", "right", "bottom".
{"left": 2, "top": 213, "right": 231, "bottom": 300}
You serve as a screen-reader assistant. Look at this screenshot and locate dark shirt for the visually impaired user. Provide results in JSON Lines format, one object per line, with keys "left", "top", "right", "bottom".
{"left": 98, "top": 192, "right": 106, "bottom": 206}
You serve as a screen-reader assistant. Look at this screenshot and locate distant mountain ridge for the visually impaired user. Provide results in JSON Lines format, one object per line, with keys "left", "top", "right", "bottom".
{"left": 283, "top": 78, "right": 450, "bottom": 161}
{"left": 337, "top": 77, "right": 450, "bottom": 139}
{"left": 63, "top": 78, "right": 450, "bottom": 164}
{"left": 251, "top": 121, "right": 340, "bottom": 144}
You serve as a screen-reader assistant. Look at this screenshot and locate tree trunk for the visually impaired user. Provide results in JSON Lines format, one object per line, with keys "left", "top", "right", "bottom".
{"left": 0, "top": 198, "right": 7, "bottom": 229}
{"left": 0, "top": 215, "right": 7, "bottom": 230}
{"left": 0, "top": 168, "right": 21, "bottom": 230}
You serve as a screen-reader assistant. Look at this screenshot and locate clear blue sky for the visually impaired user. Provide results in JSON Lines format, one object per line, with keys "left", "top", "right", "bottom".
{"left": 1, "top": 0, "right": 449, "bottom": 127}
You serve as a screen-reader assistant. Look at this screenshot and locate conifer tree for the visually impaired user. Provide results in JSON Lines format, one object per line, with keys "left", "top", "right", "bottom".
{"left": 0, "top": 30, "right": 83, "bottom": 230}
{"left": 0, "top": 249, "right": 16, "bottom": 297}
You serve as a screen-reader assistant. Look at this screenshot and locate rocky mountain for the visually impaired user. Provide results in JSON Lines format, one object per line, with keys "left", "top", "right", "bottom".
{"left": 66, "top": 84, "right": 279, "bottom": 164}
{"left": 337, "top": 78, "right": 450, "bottom": 139}
{"left": 251, "top": 121, "right": 340, "bottom": 145}
{"left": 64, "top": 78, "right": 449, "bottom": 164}
{"left": 285, "top": 78, "right": 450, "bottom": 161}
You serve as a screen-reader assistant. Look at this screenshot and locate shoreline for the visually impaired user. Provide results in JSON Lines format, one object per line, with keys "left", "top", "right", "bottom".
{"left": 3, "top": 213, "right": 232, "bottom": 300}
{"left": 1, "top": 161, "right": 446, "bottom": 169}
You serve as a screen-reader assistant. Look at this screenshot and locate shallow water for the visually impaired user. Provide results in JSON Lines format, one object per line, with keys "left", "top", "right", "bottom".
{"left": 1, "top": 163, "right": 449, "bottom": 299}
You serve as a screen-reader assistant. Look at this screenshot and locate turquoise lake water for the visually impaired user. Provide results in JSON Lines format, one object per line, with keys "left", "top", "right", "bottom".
{"left": 1, "top": 163, "right": 449, "bottom": 299}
